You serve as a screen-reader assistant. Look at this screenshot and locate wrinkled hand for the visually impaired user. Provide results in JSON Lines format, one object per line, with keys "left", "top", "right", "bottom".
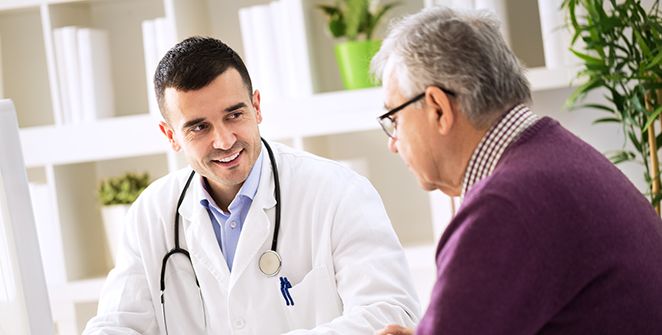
{"left": 374, "top": 324, "right": 414, "bottom": 335}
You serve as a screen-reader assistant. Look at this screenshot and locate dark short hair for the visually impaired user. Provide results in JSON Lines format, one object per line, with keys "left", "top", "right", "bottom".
{"left": 154, "top": 36, "right": 253, "bottom": 120}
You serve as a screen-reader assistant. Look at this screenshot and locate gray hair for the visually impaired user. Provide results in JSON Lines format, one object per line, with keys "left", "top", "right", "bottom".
{"left": 371, "top": 6, "right": 531, "bottom": 128}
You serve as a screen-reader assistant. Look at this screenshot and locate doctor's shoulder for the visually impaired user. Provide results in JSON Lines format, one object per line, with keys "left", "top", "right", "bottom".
{"left": 126, "top": 168, "right": 193, "bottom": 220}
{"left": 275, "top": 142, "right": 369, "bottom": 188}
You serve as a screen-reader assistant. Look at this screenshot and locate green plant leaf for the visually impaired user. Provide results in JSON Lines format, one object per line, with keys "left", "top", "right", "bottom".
{"left": 593, "top": 117, "right": 622, "bottom": 124}
{"left": 317, "top": 5, "right": 341, "bottom": 16}
{"left": 643, "top": 50, "right": 662, "bottom": 71}
{"left": 345, "top": 0, "right": 369, "bottom": 40}
{"left": 628, "top": 130, "right": 643, "bottom": 152}
{"left": 576, "top": 103, "right": 617, "bottom": 114}
{"left": 607, "top": 150, "right": 637, "bottom": 164}
{"left": 570, "top": 48, "right": 604, "bottom": 65}
{"left": 98, "top": 172, "right": 151, "bottom": 206}
{"left": 644, "top": 105, "right": 662, "bottom": 130}
{"left": 566, "top": 76, "right": 604, "bottom": 108}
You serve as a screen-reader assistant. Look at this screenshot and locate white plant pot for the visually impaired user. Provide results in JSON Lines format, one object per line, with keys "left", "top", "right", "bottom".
{"left": 101, "top": 204, "right": 130, "bottom": 264}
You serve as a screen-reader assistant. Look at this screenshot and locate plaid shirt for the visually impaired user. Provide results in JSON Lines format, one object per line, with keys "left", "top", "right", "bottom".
{"left": 461, "top": 104, "right": 539, "bottom": 197}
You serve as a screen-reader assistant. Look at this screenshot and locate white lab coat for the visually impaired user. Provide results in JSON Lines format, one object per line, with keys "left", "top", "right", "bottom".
{"left": 84, "top": 143, "right": 420, "bottom": 334}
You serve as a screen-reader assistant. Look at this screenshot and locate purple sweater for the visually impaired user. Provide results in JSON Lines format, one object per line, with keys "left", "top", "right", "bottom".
{"left": 417, "top": 117, "right": 662, "bottom": 334}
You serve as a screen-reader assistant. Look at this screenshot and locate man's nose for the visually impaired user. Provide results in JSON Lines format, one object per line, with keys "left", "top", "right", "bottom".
{"left": 212, "top": 125, "right": 236, "bottom": 150}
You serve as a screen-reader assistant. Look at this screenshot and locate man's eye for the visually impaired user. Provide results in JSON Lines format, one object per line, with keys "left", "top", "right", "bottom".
{"left": 191, "top": 123, "right": 208, "bottom": 132}
{"left": 228, "top": 112, "right": 243, "bottom": 120}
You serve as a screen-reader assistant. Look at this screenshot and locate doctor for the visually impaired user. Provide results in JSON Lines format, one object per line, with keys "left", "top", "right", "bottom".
{"left": 83, "top": 36, "right": 419, "bottom": 334}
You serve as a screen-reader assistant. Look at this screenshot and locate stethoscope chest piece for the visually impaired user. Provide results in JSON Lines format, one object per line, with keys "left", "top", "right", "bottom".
{"left": 258, "top": 250, "right": 282, "bottom": 277}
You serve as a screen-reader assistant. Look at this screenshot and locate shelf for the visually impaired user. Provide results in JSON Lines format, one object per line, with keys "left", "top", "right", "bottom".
{"left": 261, "top": 65, "right": 580, "bottom": 140}
{"left": 527, "top": 65, "right": 582, "bottom": 91}
{"left": 261, "top": 87, "right": 384, "bottom": 140}
{"left": 50, "top": 277, "right": 106, "bottom": 304}
{"left": 20, "top": 113, "right": 169, "bottom": 167}
{"left": 17, "top": 64, "right": 581, "bottom": 169}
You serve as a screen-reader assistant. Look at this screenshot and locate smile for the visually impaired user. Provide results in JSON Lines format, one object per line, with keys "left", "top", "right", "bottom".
{"left": 218, "top": 151, "right": 241, "bottom": 163}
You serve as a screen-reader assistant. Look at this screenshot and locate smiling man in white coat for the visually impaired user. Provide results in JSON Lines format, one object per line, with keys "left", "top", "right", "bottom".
{"left": 83, "top": 37, "right": 419, "bottom": 334}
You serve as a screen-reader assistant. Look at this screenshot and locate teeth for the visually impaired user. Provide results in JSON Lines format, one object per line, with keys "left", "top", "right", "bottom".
{"left": 218, "top": 151, "right": 240, "bottom": 163}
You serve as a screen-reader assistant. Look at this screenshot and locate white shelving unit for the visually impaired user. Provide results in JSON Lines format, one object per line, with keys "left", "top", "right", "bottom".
{"left": 1, "top": 0, "right": 634, "bottom": 333}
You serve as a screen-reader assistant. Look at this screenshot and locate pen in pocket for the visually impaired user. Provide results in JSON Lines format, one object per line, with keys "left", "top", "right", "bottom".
{"left": 280, "top": 276, "right": 294, "bottom": 306}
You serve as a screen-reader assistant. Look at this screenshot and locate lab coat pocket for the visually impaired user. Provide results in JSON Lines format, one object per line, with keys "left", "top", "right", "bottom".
{"left": 282, "top": 265, "right": 342, "bottom": 330}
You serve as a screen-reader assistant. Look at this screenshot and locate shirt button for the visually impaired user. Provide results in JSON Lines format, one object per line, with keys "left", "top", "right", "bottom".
{"left": 229, "top": 221, "right": 237, "bottom": 229}
{"left": 234, "top": 318, "right": 245, "bottom": 329}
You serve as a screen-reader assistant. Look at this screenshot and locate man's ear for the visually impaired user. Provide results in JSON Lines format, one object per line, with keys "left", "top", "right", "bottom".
{"left": 159, "top": 121, "right": 181, "bottom": 152}
{"left": 425, "top": 86, "right": 454, "bottom": 135}
{"left": 252, "top": 89, "right": 263, "bottom": 124}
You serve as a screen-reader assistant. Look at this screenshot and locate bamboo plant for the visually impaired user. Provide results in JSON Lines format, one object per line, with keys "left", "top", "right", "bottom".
{"left": 562, "top": 0, "right": 662, "bottom": 213}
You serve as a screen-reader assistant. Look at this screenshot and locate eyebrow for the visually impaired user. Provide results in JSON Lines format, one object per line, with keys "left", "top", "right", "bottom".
{"left": 181, "top": 102, "right": 249, "bottom": 130}
{"left": 182, "top": 118, "right": 205, "bottom": 130}
{"left": 225, "top": 102, "right": 247, "bottom": 112}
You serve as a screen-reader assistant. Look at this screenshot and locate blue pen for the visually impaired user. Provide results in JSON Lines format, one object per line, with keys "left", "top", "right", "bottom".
{"left": 280, "top": 276, "right": 294, "bottom": 306}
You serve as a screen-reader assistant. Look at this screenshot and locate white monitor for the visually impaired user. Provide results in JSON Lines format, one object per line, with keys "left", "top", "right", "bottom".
{"left": 0, "top": 99, "right": 53, "bottom": 335}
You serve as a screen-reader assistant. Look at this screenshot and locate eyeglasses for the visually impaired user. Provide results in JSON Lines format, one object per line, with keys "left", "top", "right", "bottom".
{"left": 377, "top": 88, "right": 455, "bottom": 138}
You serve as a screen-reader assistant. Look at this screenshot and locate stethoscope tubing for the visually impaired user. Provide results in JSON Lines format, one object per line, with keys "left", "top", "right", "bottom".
{"left": 160, "top": 138, "right": 281, "bottom": 293}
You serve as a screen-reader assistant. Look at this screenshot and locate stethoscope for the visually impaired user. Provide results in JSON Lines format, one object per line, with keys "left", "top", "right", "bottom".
{"left": 159, "top": 138, "right": 282, "bottom": 333}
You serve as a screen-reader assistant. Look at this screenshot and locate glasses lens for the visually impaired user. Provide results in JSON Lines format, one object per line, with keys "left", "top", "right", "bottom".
{"left": 380, "top": 117, "right": 396, "bottom": 138}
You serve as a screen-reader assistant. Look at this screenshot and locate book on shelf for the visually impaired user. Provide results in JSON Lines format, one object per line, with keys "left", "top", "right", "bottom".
{"left": 78, "top": 28, "right": 115, "bottom": 122}
{"left": 238, "top": 0, "right": 315, "bottom": 109}
{"left": 53, "top": 26, "right": 115, "bottom": 124}
{"left": 53, "top": 29, "right": 71, "bottom": 125}
{"left": 537, "top": 0, "right": 575, "bottom": 69}
{"left": 60, "top": 26, "right": 81, "bottom": 124}
{"left": 279, "top": 0, "right": 315, "bottom": 96}
{"left": 141, "top": 17, "right": 175, "bottom": 119}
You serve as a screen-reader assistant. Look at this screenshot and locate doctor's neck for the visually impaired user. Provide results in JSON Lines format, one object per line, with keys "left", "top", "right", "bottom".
{"left": 203, "top": 177, "right": 243, "bottom": 212}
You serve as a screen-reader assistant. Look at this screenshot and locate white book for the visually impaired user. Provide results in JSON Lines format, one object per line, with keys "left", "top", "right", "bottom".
{"left": 269, "top": 1, "right": 287, "bottom": 92}
{"left": 53, "top": 28, "right": 72, "bottom": 124}
{"left": 238, "top": 7, "right": 259, "bottom": 85}
{"left": 281, "top": 0, "right": 315, "bottom": 96}
{"left": 249, "top": 4, "right": 282, "bottom": 105}
{"left": 142, "top": 19, "right": 160, "bottom": 118}
{"left": 28, "top": 183, "right": 66, "bottom": 287}
{"left": 60, "top": 26, "right": 82, "bottom": 124}
{"left": 538, "top": 0, "right": 574, "bottom": 68}
{"left": 154, "top": 17, "right": 175, "bottom": 59}
{"left": 77, "top": 28, "right": 115, "bottom": 121}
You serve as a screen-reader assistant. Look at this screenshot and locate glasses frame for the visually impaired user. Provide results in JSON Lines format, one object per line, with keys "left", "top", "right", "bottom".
{"left": 377, "top": 87, "right": 456, "bottom": 138}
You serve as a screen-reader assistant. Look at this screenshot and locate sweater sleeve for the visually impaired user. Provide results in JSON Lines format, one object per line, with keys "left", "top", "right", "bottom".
{"left": 417, "top": 191, "right": 558, "bottom": 335}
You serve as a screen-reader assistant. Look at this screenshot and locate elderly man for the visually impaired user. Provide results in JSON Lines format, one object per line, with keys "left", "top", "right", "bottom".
{"left": 372, "top": 6, "right": 662, "bottom": 335}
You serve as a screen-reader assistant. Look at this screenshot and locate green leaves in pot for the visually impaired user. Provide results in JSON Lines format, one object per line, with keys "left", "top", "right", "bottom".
{"left": 318, "top": 0, "right": 401, "bottom": 40}
{"left": 98, "top": 172, "right": 151, "bottom": 206}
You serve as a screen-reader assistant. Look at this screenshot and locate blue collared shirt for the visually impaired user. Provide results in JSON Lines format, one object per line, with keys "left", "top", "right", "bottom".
{"left": 199, "top": 148, "right": 263, "bottom": 271}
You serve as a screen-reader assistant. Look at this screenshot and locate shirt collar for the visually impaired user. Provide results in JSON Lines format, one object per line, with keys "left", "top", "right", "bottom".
{"left": 198, "top": 146, "right": 264, "bottom": 213}
{"left": 460, "top": 104, "right": 539, "bottom": 197}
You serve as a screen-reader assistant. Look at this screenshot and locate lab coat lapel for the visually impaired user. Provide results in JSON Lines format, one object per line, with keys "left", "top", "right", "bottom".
{"left": 178, "top": 175, "right": 230, "bottom": 284}
{"left": 229, "top": 146, "right": 277, "bottom": 290}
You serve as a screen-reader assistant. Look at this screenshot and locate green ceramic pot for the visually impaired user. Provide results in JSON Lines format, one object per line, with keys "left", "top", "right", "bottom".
{"left": 334, "top": 40, "right": 382, "bottom": 90}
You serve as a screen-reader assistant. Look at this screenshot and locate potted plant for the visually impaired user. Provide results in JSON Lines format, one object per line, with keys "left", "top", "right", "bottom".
{"left": 97, "top": 172, "right": 150, "bottom": 263}
{"left": 317, "top": 0, "right": 400, "bottom": 89}
{"left": 562, "top": 0, "right": 662, "bottom": 214}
